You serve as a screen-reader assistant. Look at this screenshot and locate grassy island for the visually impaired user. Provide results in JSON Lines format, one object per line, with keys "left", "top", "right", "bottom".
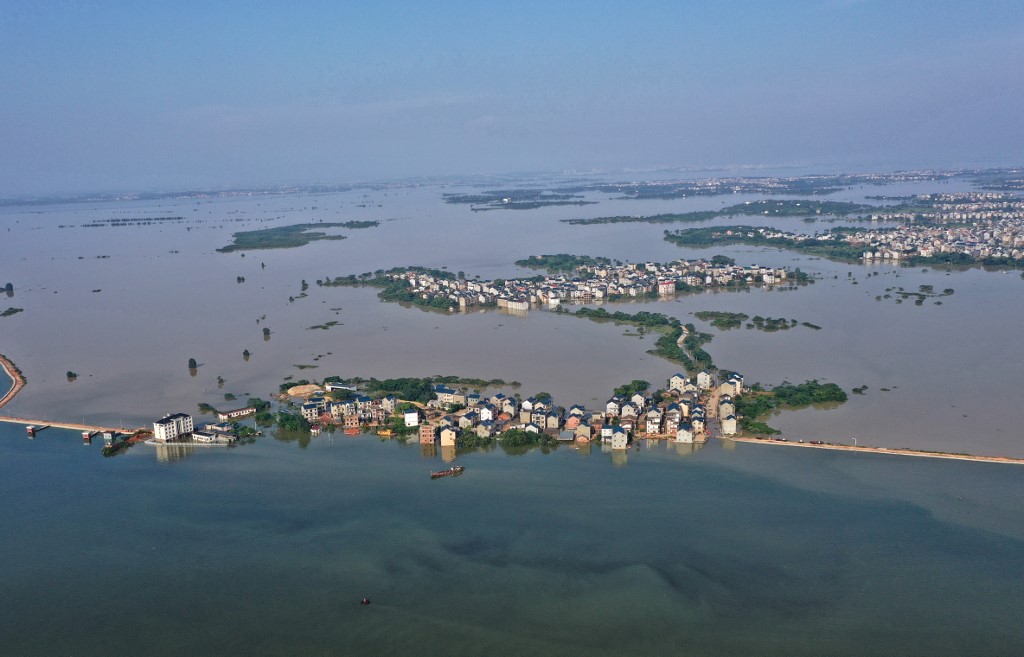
{"left": 736, "top": 380, "right": 848, "bottom": 434}
{"left": 694, "top": 311, "right": 748, "bottom": 330}
{"left": 514, "top": 254, "right": 612, "bottom": 271}
{"left": 217, "top": 221, "right": 378, "bottom": 252}
{"left": 443, "top": 190, "right": 595, "bottom": 211}
{"left": 565, "top": 200, "right": 874, "bottom": 225}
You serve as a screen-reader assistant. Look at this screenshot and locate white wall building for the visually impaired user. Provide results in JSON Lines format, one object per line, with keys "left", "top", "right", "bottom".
{"left": 153, "top": 413, "right": 194, "bottom": 442}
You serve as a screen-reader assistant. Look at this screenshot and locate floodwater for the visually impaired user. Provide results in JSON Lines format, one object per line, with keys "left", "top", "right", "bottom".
{"left": 0, "top": 174, "right": 1022, "bottom": 459}
{"left": 1, "top": 423, "right": 1022, "bottom": 657}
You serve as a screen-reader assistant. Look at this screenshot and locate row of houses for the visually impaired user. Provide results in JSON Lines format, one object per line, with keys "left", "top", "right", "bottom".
{"left": 390, "top": 258, "right": 792, "bottom": 311}
{"left": 403, "top": 371, "right": 746, "bottom": 450}
{"left": 731, "top": 192, "right": 1024, "bottom": 264}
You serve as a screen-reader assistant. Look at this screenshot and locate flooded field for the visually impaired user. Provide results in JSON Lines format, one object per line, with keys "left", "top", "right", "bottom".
{"left": 1, "top": 173, "right": 1021, "bottom": 456}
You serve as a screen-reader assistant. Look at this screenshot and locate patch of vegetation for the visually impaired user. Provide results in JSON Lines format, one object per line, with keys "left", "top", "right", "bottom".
{"left": 735, "top": 380, "right": 848, "bottom": 433}
{"left": 694, "top": 310, "right": 748, "bottom": 330}
{"left": 748, "top": 316, "right": 797, "bottom": 332}
{"left": 0, "top": 307, "right": 24, "bottom": 317}
{"left": 569, "top": 307, "right": 715, "bottom": 371}
{"left": 514, "top": 254, "right": 612, "bottom": 272}
{"left": 564, "top": 200, "right": 873, "bottom": 225}
{"left": 275, "top": 411, "right": 311, "bottom": 433}
{"left": 443, "top": 190, "right": 594, "bottom": 210}
{"left": 307, "top": 321, "right": 340, "bottom": 330}
{"left": 217, "top": 223, "right": 354, "bottom": 252}
{"left": 613, "top": 380, "right": 650, "bottom": 397}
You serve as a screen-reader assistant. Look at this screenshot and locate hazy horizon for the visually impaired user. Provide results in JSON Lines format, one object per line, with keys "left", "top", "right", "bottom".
{"left": 3, "top": 0, "right": 1023, "bottom": 196}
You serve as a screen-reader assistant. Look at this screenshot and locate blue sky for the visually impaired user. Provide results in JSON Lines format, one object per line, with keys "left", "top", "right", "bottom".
{"left": 2, "top": 0, "right": 1023, "bottom": 194}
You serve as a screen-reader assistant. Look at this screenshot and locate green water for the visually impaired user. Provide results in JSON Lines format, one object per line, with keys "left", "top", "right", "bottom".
{"left": 1, "top": 424, "right": 1022, "bottom": 656}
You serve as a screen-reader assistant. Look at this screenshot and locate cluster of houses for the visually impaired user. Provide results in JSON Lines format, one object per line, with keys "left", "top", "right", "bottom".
{"left": 388, "top": 259, "right": 791, "bottom": 312}
{"left": 295, "top": 370, "right": 746, "bottom": 449}
{"left": 734, "top": 193, "right": 1024, "bottom": 263}
{"left": 855, "top": 204, "right": 1024, "bottom": 262}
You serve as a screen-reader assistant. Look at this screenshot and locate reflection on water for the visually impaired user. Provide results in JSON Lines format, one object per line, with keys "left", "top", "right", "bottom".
{"left": 2, "top": 424, "right": 1023, "bottom": 656}
{"left": 674, "top": 441, "right": 705, "bottom": 457}
{"left": 152, "top": 442, "right": 199, "bottom": 463}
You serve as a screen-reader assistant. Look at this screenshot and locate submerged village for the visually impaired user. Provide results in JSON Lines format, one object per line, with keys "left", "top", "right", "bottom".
{"left": 14, "top": 249, "right": 1017, "bottom": 463}
{"left": 131, "top": 255, "right": 853, "bottom": 463}
{"left": 3, "top": 253, "right": 850, "bottom": 463}
{"left": 147, "top": 368, "right": 752, "bottom": 463}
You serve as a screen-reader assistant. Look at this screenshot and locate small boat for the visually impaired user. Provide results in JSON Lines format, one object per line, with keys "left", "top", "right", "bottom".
{"left": 377, "top": 429, "right": 393, "bottom": 437}
{"left": 430, "top": 465, "right": 465, "bottom": 479}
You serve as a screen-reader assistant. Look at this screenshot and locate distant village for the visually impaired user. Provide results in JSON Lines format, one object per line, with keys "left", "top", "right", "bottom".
{"left": 350, "top": 257, "right": 799, "bottom": 314}
{"left": 150, "top": 369, "right": 749, "bottom": 458}
{"left": 735, "top": 193, "right": 1024, "bottom": 263}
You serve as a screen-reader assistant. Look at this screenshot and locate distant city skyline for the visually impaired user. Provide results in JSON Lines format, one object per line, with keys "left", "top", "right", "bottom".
{"left": 2, "top": 0, "right": 1023, "bottom": 195}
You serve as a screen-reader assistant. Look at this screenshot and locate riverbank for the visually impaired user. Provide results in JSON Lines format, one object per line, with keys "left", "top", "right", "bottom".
{"left": 0, "top": 353, "right": 25, "bottom": 410}
{"left": 727, "top": 435, "right": 1024, "bottom": 465}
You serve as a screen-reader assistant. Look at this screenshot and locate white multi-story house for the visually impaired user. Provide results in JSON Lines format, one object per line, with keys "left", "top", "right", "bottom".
{"left": 153, "top": 413, "right": 194, "bottom": 442}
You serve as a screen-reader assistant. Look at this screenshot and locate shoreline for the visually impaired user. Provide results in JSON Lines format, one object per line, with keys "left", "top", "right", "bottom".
{"left": 727, "top": 435, "right": 1024, "bottom": 465}
{"left": 0, "top": 354, "right": 25, "bottom": 410}
{"left": 1, "top": 352, "right": 1018, "bottom": 466}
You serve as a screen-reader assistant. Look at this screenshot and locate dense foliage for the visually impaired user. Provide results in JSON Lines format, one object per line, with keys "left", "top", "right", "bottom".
{"left": 360, "top": 378, "right": 436, "bottom": 404}
{"left": 573, "top": 307, "right": 678, "bottom": 328}
{"left": 514, "top": 254, "right": 612, "bottom": 271}
{"left": 275, "top": 411, "right": 311, "bottom": 432}
{"left": 735, "top": 380, "right": 848, "bottom": 434}
{"left": 614, "top": 380, "right": 650, "bottom": 397}
{"left": 694, "top": 310, "right": 748, "bottom": 330}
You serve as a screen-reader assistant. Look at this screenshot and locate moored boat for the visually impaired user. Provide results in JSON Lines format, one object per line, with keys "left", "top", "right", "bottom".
{"left": 430, "top": 465, "right": 465, "bottom": 479}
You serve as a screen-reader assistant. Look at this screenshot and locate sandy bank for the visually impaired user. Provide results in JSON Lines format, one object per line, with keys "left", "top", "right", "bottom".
{"left": 0, "top": 354, "right": 25, "bottom": 410}
{"left": 727, "top": 435, "right": 1024, "bottom": 465}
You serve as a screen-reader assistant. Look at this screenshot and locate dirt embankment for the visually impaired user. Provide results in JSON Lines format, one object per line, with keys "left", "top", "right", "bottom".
{"left": 0, "top": 354, "right": 25, "bottom": 410}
